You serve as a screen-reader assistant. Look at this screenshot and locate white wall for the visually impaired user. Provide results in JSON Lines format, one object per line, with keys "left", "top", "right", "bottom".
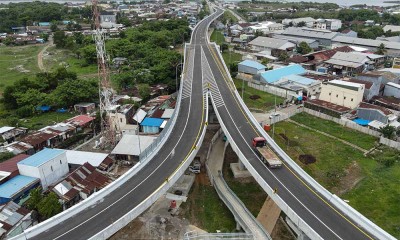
{"left": 319, "top": 83, "right": 364, "bottom": 109}
{"left": 18, "top": 152, "right": 68, "bottom": 190}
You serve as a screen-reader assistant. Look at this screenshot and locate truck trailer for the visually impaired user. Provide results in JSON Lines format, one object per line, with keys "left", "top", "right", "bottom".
{"left": 252, "top": 137, "right": 282, "bottom": 168}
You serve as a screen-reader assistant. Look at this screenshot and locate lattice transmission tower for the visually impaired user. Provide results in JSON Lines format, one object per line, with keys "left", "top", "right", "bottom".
{"left": 92, "top": 0, "right": 116, "bottom": 148}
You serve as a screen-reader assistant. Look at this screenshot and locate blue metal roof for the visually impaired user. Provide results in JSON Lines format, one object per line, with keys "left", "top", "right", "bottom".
{"left": 141, "top": 118, "right": 164, "bottom": 127}
{"left": 0, "top": 175, "right": 39, "bottom": 199}
{"left": 260, "top": 64, "right": 306, "bottom": 84}
{"left": 285, "top": 74, "right": 318, "bottom": 86}
{"left": 18, "top": 148, "right": 65, "bottom": 167}
{"left": 238, "top": 60, "right": 266, "bottom": 70}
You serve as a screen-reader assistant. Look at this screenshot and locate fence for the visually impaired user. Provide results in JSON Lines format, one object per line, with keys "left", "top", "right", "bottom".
{"left": 210, "top": 42, "right": 396, "bottom": 240}
{"left": 380, "top": 136, "right": 400, "bottom": 150}
{"left": 247, "top": 81, "right": 297, "bottom": 99}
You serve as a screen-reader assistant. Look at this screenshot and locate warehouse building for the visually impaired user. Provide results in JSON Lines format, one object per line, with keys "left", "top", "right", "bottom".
{"left": 0, "top": 175, "right": 40, "bottom": 204}
{"left": 238, "top": 60, "right": 267, "bottom": 75}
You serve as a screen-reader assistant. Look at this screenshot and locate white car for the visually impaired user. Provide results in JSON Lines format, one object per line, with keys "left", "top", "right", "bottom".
{"left": 269, "top": 112, "right": 280, "bottom": 119}
{"left": 188, "top": 166, "right": 200, "bottom": 174}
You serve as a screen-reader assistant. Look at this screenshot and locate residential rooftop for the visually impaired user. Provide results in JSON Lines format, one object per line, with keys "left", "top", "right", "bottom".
{"left": 18, "top": 148, "right": 65, "bottom": 167}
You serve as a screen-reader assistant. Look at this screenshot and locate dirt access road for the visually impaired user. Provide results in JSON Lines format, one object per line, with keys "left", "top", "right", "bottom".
{"left": 37, "top": 37, "right": 54, "bottom": 71}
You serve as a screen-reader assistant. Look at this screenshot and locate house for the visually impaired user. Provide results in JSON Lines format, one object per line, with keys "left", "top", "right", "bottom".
{"left": 74, "top": 103, "right": 95, "bottom": 114}
{"left": 0, "top": 175, "right": 40, "bottom": 204}
{"left": 39, "top": 123, "right": 77, "bottom": 143}
{"left": 133, "top": 109, "right": 147, "bottom": 124}
{"left": 238, "top": 60, "right": 267, "bottom": 75}
{"left": 346, "top": 78, "right": 380, "bottom": 101}
{"left": 0, "top": 127, "right": 27, "bottom": 143}
{"left": 65, "top": 150, "right": 113, "bottom": 171}
{"left": 20, "top": 131, "right": 58, "bottom": 152}
{"left": 247, "top": 22, "right": 284, "bottom": 34}
{"left": 282, "top": 17, "right": 315, "bottom": 28}
{"left": 301, "top": 46, "right": 354, "bottom": 70}
{"left": 63, "top": 162, "right": 112, "bottom": 200}
{"left": 371, "top": 96, "right": 400, "bottom": 111}
{"left": 274, "top": 74, "right": 321, "bottom": 97}
{"left": 319, "top": 80, "right": 365, "bottom": 109}
{"left": 365, "top": 20, "right": 375, "bottom": 26}
{"left": 313, "top": 19, "right": 342, "bottom": 31}
{"left": 357, "top": 102, "right": 396, "bottom": 125}
{"left": 65, "top": 115, "right": 95, "bottom": 129}
{"left": 324, "top": 52, "right": 371, "bottom": 75}
{"left": 52, "top": 180, "right": 80, "bottom": 209}
{"left": 0, "top": 154, "right": 29, "bottom": 183}
{"left": 0, "top": 142, "right": 34, "bottom": 155}
{"left": 108, "top": 104, "right": 135, "bottom": 132}
{"left": 111, "top": 134, "right": 156, "bottom": 162}
{"left": 259, "top": 64, "right": 306, "bottom": 84}
{"left": 332, "top": 36, "right": 400, "bottom": 56}
{"left": 382, "top": 25, "right": 400, "bottom": 33}
{"left": 17, "top": 148, "right": 69, "bottom": 190}
{"left": 100, "top": 11, "right": 117, "bottom": 28}
{"left": 0, "top": 201, "right": 32, "bottom": 239}
{"left": 357, "top": 71, "right": 399, "bottom": 85}
{"left": 272, "top": 34, "right": 319, "bottom": 50}
{"left": 161, "top": 109, "right": 175, "bottom": 119}
{"left": 248, "top": 37, "right": 296, "bottom": 56}
{"left": 305, "top": 99, "right": 351, "bottom": 117}
{"left": 340, "top": 29, "right": 358, "bottom": 38}
{"left": 281, "top": 27, "right": 339, "bottom": 47}
{"left": 140, "top": 118, "right": 164, "bottom": 134}
{"left": 384, "top": 82, "right": 400, "bottom": 98}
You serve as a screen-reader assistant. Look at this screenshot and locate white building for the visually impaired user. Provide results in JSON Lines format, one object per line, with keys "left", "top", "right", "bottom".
{"left": 384, "top": 82, "right": 400, "bottom": 98}
{"left": 313, "top": 19, "right": 342, "bottom": 31}
{"left": 17, "top": 148, "right": 68, "bottom": 190}
{"left": 319, "top": 80, "right": 365, "bottom": 109}
{"left": 282, "top": 17, "right": 315, "bottom": 28}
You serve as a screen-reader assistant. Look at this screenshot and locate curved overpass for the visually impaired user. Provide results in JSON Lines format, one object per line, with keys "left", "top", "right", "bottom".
{"left": 203, "top": 8, "right": 394, "bottom": 240}
{"left": 12, "top": 11, "right": 222, "bottom": 240}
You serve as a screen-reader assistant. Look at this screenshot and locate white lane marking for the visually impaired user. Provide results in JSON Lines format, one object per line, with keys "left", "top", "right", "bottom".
{"left": 53, "top": 47, "right": 205, "bottom": 240}
{"left": 204, "top": 48, "right": 343, "bottom": 240}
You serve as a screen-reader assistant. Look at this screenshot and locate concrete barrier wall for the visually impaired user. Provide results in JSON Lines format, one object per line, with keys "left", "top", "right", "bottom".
{"left": 247, "top": 82, "right": 296, "bottom": 99}
{"left": 379, "top": 136, "right": 400, "bottom": 150}
{"left": 89, "top": 90, "right": 210, "bottom": 240}
{"left": 208, "top": 93, "right": 322, "bottom": 240}
{"left": 210, "top": 42, "right": 396, "bottom": 240}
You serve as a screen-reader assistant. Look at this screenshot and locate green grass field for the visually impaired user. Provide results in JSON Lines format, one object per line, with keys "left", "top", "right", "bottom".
{"left": 210, "top": 30, "right": 225, "bottom": 45}
{"left": 181, "top": 180, "right": 237, "bottom": 232}
{"left": 0, "top": 111, "right": 75, "bottom": 130}
{"left": 291, "top": 112, "right": 378, "bottom": 150}
{"left": 269, "top": 120, "right": 400, "bottom": 238}
{"left": 233, "top": 78, "right": 284, "bottom": 111}
{"left": 43, "top": 46, "right": 98, "bottom": 77}
{"left": 0, "top": 45, "right": 43, "bottom": 93}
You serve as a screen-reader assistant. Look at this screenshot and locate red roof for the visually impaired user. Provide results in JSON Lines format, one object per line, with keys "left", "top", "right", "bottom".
{"left": 307, "top": 99, "right": 351, "bottom": 113}
{"left": 0, "top": 154, "right": 29, "bottom": 173}
{"left": 347, "top": 79, "right": 373, "bottom": 90}
{"left": 358, "top": 102, "right": 393, "bottom": 115}
{"left": 289, "top": 55, "right": 308, "bottom": 63}
{"left": 151, "top": 108, "right": 164, "bottom": 118}
{"left": 66, "top": 115, "right": 95, "bottom": 127}
{"left": 21, "top": 132, "right": 57, "bottom": 146}
{"left": 309, "top": 46, "right": 354, "bottom": 61}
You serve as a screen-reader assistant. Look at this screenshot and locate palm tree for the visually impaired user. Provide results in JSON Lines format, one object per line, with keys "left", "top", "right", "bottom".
{"left": 376, "top": 43, "right": 387, "bottom": 55}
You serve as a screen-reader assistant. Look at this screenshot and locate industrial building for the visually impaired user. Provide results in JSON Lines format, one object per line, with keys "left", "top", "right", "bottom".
{"left": 319, "top": 80, "right": 365, "bottom": 109}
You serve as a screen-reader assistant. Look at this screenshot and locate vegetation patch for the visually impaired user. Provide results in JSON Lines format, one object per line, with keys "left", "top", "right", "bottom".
{"left": 291, "top": 112, "right": 377, "bottom": 150}
{"left": 249, "top": 95, "right": 261, "bottom": 100}
{"left": 270, "top": 120, "right": 400, "bottom": 238}
{"left": 299, "top": 154, "right": 316, "bottom": 165}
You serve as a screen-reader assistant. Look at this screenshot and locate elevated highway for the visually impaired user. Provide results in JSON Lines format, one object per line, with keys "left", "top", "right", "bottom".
{"left": 11, "top": 8, "right": 395, "bottom": 240}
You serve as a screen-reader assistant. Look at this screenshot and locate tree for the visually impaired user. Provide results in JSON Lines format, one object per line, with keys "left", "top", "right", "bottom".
{"left": 138, "top": 83, "right": 150, "bottom": 100}
{"left": 53, "top": 31, "right": 67, "bottom": 48}
{"left": 0, "top": 152, "right": 15, "bottom": 163}
{"left": 50, "top": 79, "right": 98, "bottom": 108}
{"left": 376, "top": 43, "right": 387, "bottom": 55}
{"left": 261, "top": 58, "right": 269, "bottom": 65}
{"left": 278, "top": 52, "right": 289, "bottom": 62}
{"left": 297, "top": 21, "right": 306, "bottom": 27}
{"left": 379, "top": 125, "right": 396, "bottom": 139}
{"left": 50, "top": 23, "right": 59, "bottom": 32}
{"left": 26, "top": 188, "right": 43, "bottom": 211}
{"left": 255, "top": 30, "right": 263, "bottom": 37}
{"left": 37, "top": 192, "right": 62, "bottom": 219}
{"left": 221, "top": 43, "right": 229, "bottom": 52}
{"left": 297, "top": 41, "right": 312, "bottom": 54}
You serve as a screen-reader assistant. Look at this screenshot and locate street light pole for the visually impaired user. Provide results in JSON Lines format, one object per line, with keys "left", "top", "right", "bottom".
{"left": 176, "top": 62, "right": 183, "bottom": 92}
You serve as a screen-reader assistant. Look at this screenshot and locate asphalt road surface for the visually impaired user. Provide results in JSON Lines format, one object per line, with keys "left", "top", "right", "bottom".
{"left": 202, "top": 9, "right": 375, "bottom": 240}
{"left": 27, "top": 11, "right": 222, "bottom": 240}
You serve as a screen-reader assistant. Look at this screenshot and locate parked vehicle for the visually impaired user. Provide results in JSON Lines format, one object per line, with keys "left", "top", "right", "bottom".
{"left": 252, "top": 137, "right": 282, "bottom": 168}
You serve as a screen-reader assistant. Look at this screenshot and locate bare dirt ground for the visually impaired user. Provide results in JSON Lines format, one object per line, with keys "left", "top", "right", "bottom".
{"left": 333, "top": 161, "right": 364, "bottom": 196}
{"left": 271, "top": 218, "right": 296, "bottom": 240}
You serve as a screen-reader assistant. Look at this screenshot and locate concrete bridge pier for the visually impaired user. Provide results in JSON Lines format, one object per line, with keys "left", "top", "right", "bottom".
{"left": 238, "top": 159, "right": 246, "bottom": 171}
{"left": 235, "top": 218, "right": 242, "bottom": 231}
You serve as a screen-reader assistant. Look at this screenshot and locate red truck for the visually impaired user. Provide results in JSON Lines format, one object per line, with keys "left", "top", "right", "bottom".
{"left": 252, "top": 137, "right": 282, "bottom": 169}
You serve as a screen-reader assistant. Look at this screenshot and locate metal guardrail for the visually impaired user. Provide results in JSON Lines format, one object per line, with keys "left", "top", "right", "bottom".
{"left": 208, "top": 35, "right": 396, "bottom": 240}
